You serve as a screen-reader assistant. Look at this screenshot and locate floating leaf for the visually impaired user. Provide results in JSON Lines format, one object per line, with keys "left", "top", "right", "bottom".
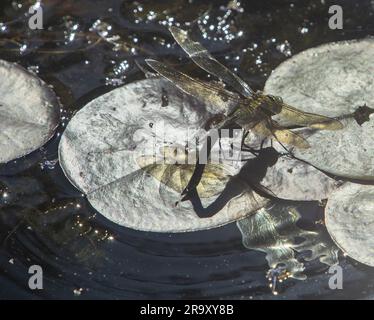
{"left": 265, "top": 39, "right": 374, "bottom": 180}
{"left": 243, "top": 130, "right": 341, "bottom": 201}
{"left": 326, "top": 183, "right": 374, "bottom": 267}
{"left": 261, "top": 156, "right": 341, "bottom": 201}
{"left": 59, "top": 79, "right": 268, "bottom": 232}
{"left": 0, "top": 59, "right": 60, "bottom": 164}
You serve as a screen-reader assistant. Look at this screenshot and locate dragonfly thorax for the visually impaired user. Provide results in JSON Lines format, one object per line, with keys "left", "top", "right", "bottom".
{"left": 254, "top": 93, "right": 284, "bottom": 116}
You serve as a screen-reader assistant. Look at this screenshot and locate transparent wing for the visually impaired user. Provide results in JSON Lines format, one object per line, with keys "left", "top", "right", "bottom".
{"left": 146, "top": 59, "right": 243, "bottom": 114}
{"left": 252, "top": 120, "right": 310, "bottom": 149}
{"left": 169, "top": 26, "right": 254, "bottom": 98}
{"left": 136, "top": 155, "right": 183, "bottom": 193}
{"left": 272, "top": 127, "right": 310, "bottom": 149}
{"left": 194, "top": 164, "right": 231, "bottom": 197}
{"left": 136, "top": 155, "right": 230, "bottom": 199}
{"left": 279, "top": 103, "right": 343, "bottom": 130}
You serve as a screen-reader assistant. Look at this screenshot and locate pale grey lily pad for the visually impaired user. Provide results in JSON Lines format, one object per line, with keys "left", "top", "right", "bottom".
{"left": 265, "top": 38, "right": 374, "bottom": 180}
{"left": 261, "top": 155, "right": 340, "bottom": 201}
{"left": 326, "top": 183, "right": 374, "bottom": 267}
{"left": 0, "top": 59, "right": 60, "bottom": 164}
{"left": 59, "top": 78, "right": 268, "bottom": 232}
{"left": 243, "top": 131, "right": 340, "bottom": 201}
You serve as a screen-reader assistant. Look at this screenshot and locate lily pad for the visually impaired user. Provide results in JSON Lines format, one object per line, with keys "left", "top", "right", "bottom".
{"left": 265, "top": 38, "right": 374, "bottom": 180}
{"left": 59, "top": 78, "right": 268, "bottom": 232}
{"left": 244, "top": 132, "right": 340, "bottom": 201}
{"left": 261, "top": 155, "right": 340, "bottom": 201}
{"left": 325, "top": 183, "right": 374, "bottom": 267}
{"left": 0, "top": 59, "right": 60, "bottom": 164}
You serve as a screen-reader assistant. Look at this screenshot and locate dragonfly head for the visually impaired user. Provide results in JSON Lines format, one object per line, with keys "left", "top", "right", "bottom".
{"left": 264, "top": 94, "right": 284, "bottom": 115}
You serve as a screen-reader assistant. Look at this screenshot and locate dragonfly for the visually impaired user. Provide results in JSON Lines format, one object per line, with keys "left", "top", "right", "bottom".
{"left": 145, "top": 26, "right": 343, "bottom": 202}
{"left": 146, "top": 26, "right": 343, "bottom": 148}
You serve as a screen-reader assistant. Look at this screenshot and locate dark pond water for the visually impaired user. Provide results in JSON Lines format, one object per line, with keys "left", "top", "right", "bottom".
{"left": 0, "top": 0, "right": 374, "bottom": 299}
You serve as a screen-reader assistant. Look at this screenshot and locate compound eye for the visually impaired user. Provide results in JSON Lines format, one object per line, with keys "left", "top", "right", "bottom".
{"left": 269, "top": 95, "right": 283, "bottom": 103}
{"left": 275, "top": 96, "right": 283, "bottom": 103}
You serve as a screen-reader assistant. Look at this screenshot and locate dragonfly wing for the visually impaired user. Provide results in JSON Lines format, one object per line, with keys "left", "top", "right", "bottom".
{"left": 179, "top": 163, "right": 230, "bottom": 198}
{"left": 279, "top": 103, "right": 343, "bottom": 130}
{"left": 169, "top": 26, "right": 254, "bottom": 98}
{"left": 196, "top": 164, "right": 231, "bottom": 198}
{"left": 251, "top": 120, "right": 310, "bottom": 149}
{"left": 138, "top": 156, "right": 187, "bottom": 192}
{"left": 272, "top": 127, "right": 310, "bottom": 149}
{"left": 137, "top": 155, "right": 228, "bottom": 199}
{"left": 146, "top": 59, "right": 241, "bottom": 114}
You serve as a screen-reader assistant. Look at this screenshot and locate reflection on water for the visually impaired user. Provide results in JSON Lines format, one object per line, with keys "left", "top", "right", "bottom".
{"left": 0, "top": 0, "right": 374, "bottom": 299}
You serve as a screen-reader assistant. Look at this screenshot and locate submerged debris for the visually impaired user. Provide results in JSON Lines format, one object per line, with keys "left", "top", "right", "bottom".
{"left": 266, "top": 265, "right": 291, "bottom": 295}
{"left": 237, "top": 204, "right": 339, "bottom": 294}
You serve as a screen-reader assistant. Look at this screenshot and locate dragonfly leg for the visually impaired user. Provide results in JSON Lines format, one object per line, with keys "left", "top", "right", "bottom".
{"left": 240, "top": 130, "right": 261, "bottom": 157}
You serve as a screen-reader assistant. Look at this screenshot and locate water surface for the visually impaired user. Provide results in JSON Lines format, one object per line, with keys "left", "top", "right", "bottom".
{"left": 0, "top": 0, "right": 374, "bottom": 299}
